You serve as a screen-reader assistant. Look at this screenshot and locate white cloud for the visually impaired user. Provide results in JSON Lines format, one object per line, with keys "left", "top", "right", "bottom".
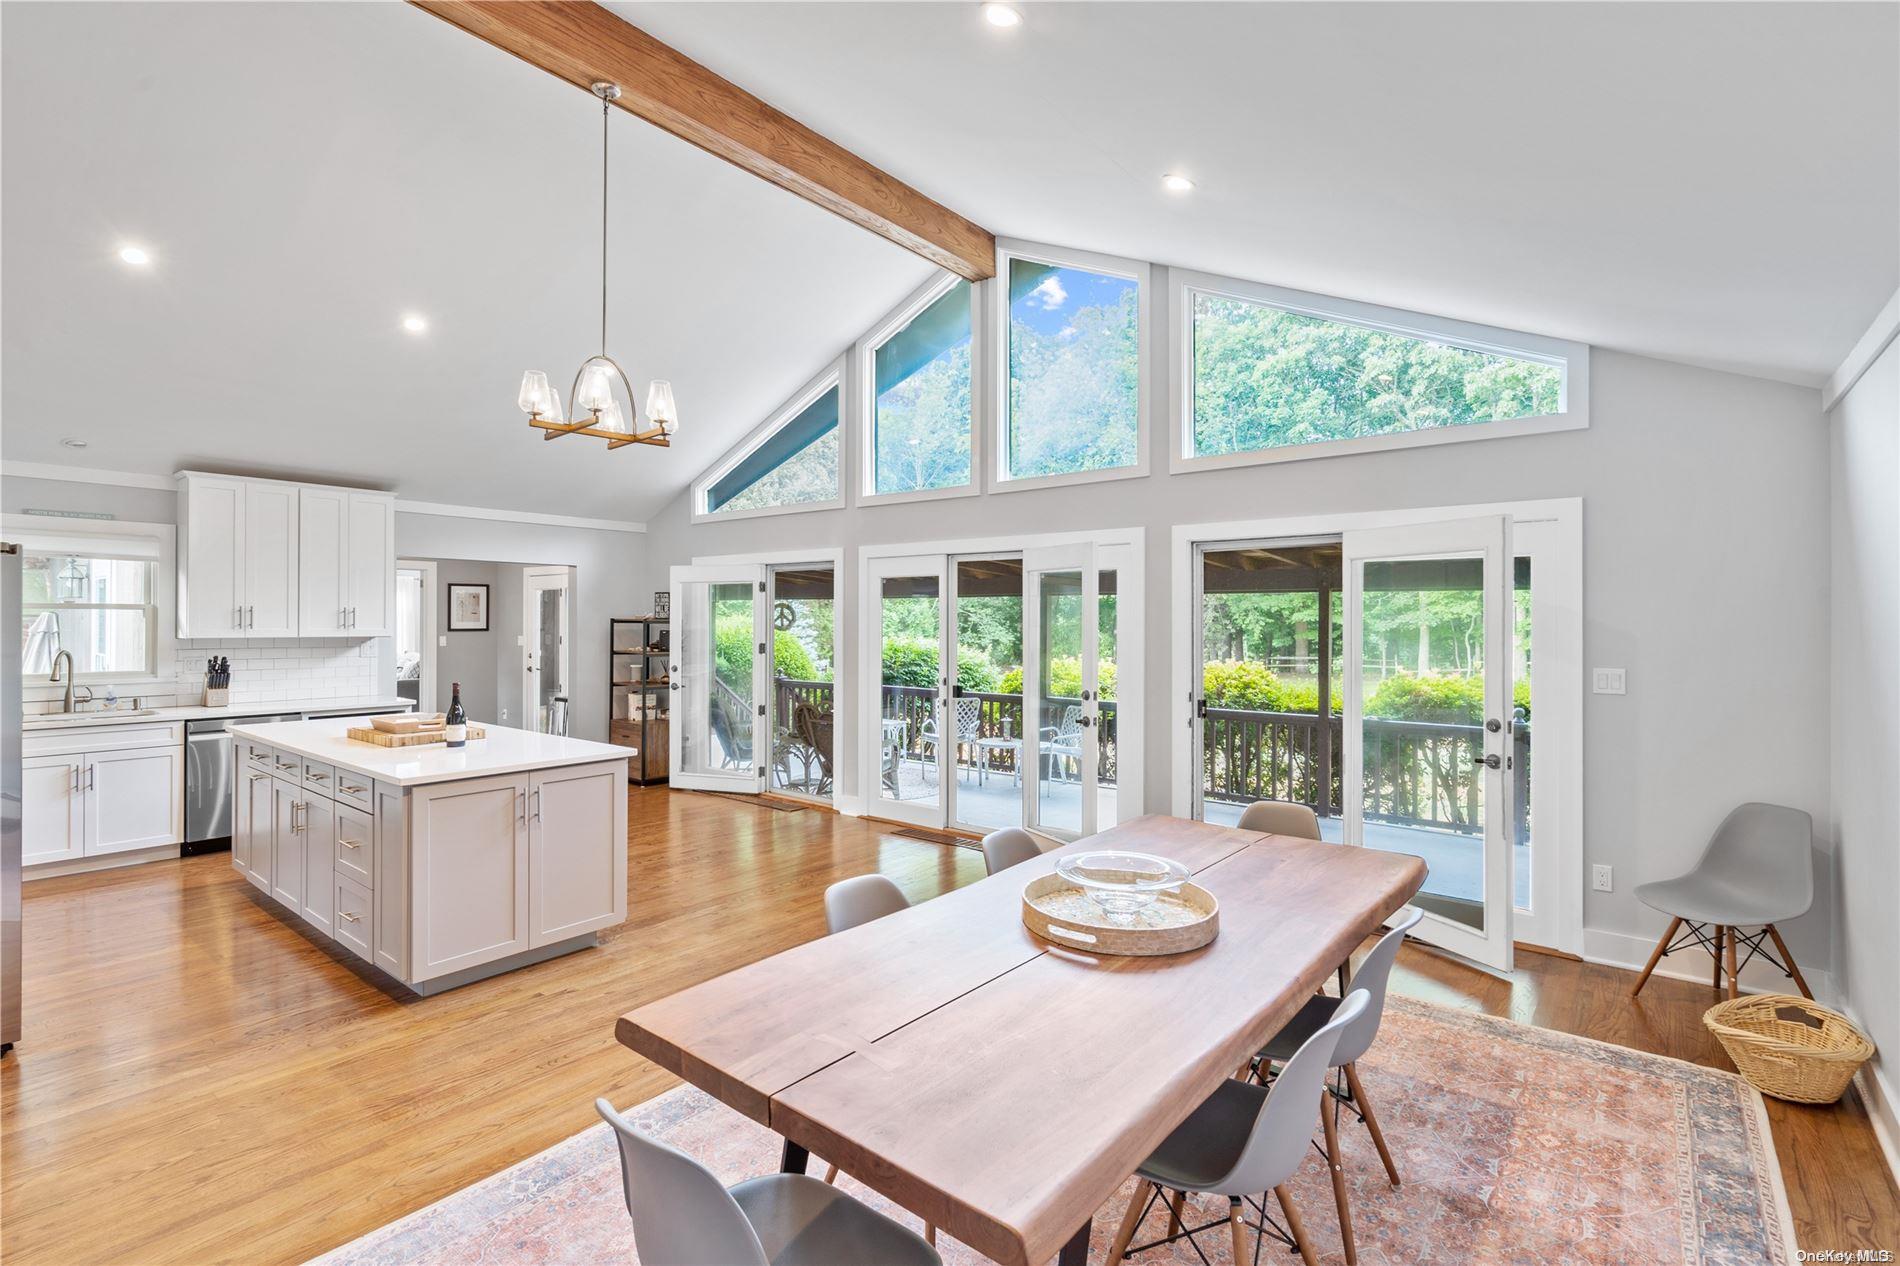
{"left": 1030, "top": 275, "right": 1067, "bottom": 310}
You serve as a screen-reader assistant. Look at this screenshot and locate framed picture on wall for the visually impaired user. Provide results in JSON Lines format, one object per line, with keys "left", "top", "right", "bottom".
{"left": 652, "top": 590, "right": 671, "bottom": 619}
{"left": 447, "top": 583, "right": 490, "bottom": 631}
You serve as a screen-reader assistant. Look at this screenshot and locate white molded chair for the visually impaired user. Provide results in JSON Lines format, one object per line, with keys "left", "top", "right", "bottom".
{"left": 1629, "top": 802, "right": 1816, "bottom": 1000}
{"left": 1251, "top": 909, "right": 1422, "bottom": 1266}
{"left": 1236, "top": 799, "right": 1322, "bottom": 839}
{"left": 919, "top": 697, "right": 981, "bottom": 785}
{"left": 819, "top": 874, "right": 935, "bottom": 1245}
{"left": 980, "top": 826, "right": 1044, "bottom": 876}
{"left": 1105, "top": 992, "right": 1371, "bottom": 1266}
{"left": 596, "top": 1098, "right": 940, "bottom": 1266}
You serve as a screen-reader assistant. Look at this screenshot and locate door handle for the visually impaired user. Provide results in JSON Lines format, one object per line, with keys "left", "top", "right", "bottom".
{"left": 86, "top": 766, "right": 95, "bottom": 791}
{"left": 249, "top": 772, "right": 270, "bottom": 783}
{"left": 1471, "top": 753, "right": 1502, "bottom": 770}
{"left": 531, "top": 787, "right": 542, "bottom": 822}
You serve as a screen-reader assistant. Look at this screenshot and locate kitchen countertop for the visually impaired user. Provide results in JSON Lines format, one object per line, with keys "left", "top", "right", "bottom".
{"left": 22, "top": 695, "right": 415, "bottom": 732}
{"left": 227, "top": 717, "right": 631, "bottom": 788}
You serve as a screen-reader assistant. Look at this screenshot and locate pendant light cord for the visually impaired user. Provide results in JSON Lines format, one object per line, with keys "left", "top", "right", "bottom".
{"left": 600, "top": 91, "right": 610, "bottom": 358}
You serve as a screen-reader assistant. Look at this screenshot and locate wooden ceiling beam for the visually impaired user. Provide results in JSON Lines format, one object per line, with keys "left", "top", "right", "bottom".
{"left": 411, "top": 0, "right": 997, "bottom": 281}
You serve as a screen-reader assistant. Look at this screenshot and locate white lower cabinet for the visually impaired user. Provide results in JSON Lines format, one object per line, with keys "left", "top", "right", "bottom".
{"left": 21, "top": 724, "right": 184, "bottom": 870}
{"left": 299, "top": 794, "right": 336, "bottom": 936}
{"left": 528, "top": 763, "right": 628, "bottom": 947}
{"left": 238, "top": 766, "right": 275, "bottom": 894}
{"left": 21, "top": 756, "right": 85, "bottom": 865}
{"left": 409, "top": 772, "right": 530, "bottom": 981}
{"left": 270, "top": 776, "right": 303, "bottom": 911}
{"left": 334, "top": 875, "right": 373, "bottom": 963}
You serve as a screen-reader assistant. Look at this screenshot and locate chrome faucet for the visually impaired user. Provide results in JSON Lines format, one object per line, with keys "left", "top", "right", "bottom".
{"left": 49, "top": 649, "right": 77, "bottom": 713}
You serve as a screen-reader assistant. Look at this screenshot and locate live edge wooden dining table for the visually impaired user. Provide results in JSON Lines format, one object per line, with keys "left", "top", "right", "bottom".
{"left": 617, "top": 815, "right": 1425, "bottom": 1266}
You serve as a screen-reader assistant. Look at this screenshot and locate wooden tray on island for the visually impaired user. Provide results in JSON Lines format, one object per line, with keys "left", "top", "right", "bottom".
{"left": 346, "top": 724, "right": 487, "bottom": 748}
{"left": 1021, "top": 870, "right": 1219, "bottom": 957}
{"left": 373, "top": 713, "right": 445, "bottom": 734}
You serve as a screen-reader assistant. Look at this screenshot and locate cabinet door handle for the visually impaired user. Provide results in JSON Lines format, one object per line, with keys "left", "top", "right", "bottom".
{"left": 339, "top": 911, "right": 361, "bottom": 924}
{"left": 85, "top": 767, "right": 95, "bottom": 792}
{"left": 71, "top": 767, "right": 80, "bottom": 793}
{"left": 531, "top": 787, "right": 541, "bottom": 822}
{"left": 307, "top": 771, "right": 328, "bottom": 782}
{"left": 340, "top": 782, "right": 366, "bottom": 795}
{"left": 338, "top": 837, "right": 361, "bottom": 850}
{"left": 249, "top": 772, "right": 270, "bottom": 783}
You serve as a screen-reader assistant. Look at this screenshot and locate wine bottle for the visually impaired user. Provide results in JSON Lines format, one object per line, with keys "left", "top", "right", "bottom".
{"left": 445, "top": 682, "right": 468, "bottom": 748}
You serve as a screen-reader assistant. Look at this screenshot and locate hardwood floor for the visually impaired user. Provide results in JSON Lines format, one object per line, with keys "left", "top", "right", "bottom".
{"left": 2, "top": 786, "right": 1893, "bottom": 1265}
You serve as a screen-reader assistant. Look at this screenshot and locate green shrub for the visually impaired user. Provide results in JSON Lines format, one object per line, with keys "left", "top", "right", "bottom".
{"left": 881, "top": 636, "right": 940, "bottom": 688}
{"left": 1364, "top": 672, "right": 1482, "bottom": 723}
{"left": 997, "top": 658, "right": 1117, "bottom": 700}
{"left": 716, "top": 613, "right": 815, "bottom": 685}
{"left": 1200, "top": 660, "right": 1336, "bottom": 713}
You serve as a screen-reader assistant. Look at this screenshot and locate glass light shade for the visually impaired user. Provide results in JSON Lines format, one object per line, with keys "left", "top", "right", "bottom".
{"left": 576, "top": 363, "right": 613, "bottom": 413}
{"left": 518, "top": 370, "right": 553, "bottom": 417}
{"left": 597, "top": 398, "right": 629, "bottom": 433}
{"left": 646, "top": 380, "right": 677, "bottom": 427}
{"left": 541, "top": 383, "right": 564, "bottom": 424}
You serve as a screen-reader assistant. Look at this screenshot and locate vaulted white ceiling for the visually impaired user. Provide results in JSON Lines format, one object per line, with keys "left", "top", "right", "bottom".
{"left": 4, "top": 3, "right": 1895, "bottom": 526}
{"left": 0, "top": 1, "right": 934, "bottom": 522}
{"left": 619, "top": 0, "right": 1898, "bottom": 386}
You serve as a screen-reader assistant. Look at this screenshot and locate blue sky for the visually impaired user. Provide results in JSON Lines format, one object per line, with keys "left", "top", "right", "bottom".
{"left": 1010, "top": 265, "right": 1135, "bottom": 337}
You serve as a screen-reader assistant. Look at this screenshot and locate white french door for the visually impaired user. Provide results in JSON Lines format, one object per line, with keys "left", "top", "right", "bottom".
{"left": 669, "top": 564, "right": 767, "bottom": 793}
{"left": 1342, "top": 516, "right": 1515, "bottom": 971}
{"left": 1023, "top": 544, "right": 1099, "bottom": 841}
{"left": 865, "top": 555, "right": 949, "bottom": 827}
{"left": 523, "top": 568, "right": 572, "bottom": 734}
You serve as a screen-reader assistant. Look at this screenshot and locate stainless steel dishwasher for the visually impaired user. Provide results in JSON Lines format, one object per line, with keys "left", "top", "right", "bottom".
{"left": 183, "top": 714, "right": 298, "bottom": 854}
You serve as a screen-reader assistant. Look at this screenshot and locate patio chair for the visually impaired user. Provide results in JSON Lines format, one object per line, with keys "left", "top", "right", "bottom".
{"left": 791, "top": 701, "right": 834, "bottom": 796}
{"left": 1629, "top": 802, "right": 1816, "bottom": 1000}
{"left": 1042, "top": 704, "right": 1085, "bottom": 780}
{"left": 919, "top": 696, "right": 981, "bottom": 786}
{"left": 708, "top": 695, "right": 752, "bottom": 770}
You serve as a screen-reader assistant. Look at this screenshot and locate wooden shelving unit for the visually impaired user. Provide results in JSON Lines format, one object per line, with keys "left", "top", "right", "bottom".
{"left": 611, "top": 616, "right": 670, "bottom": 785}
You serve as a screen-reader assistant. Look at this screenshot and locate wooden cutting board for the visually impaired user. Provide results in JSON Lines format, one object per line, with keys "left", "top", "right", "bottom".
{"left": 346, "top": 724, "right": 488, "bottom": 747}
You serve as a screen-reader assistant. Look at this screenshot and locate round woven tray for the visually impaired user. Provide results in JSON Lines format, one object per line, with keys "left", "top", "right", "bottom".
{"left": 1021, "top": 871, "right": 1218, "bottom": 957}
{"left": 1703, "top": 993, "right": 1873, "bottom": 1104}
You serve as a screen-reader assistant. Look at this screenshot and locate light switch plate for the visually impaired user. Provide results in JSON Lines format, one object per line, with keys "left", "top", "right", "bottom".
{"left": 438, "top": 635, "right": 448, "bottom": 647}
{"left": 1592, "top": 668, "right": 1627, "bottom": 695}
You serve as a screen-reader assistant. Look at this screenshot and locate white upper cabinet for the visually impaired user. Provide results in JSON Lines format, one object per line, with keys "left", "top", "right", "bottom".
{"left": 179, "top": 472, "right": 394, "bottom": 640}
{"left": 343, "top": 492, "right": 395, "bottom": 636}
{"left": 244, "top": 481, "right": 300, "bottom": 637}
{"left": 178, "top": 474, "right": 246, "bottom": 638}
{"left": 297, "top": 487, "right": 348, "bottom": 636}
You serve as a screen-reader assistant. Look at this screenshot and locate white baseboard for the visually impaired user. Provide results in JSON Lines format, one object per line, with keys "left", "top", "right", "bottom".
{"left": 24, "top": 844, "right": 182, "bottom": 881}
{"left": 1581, "top": 926, "right": 1835, "bottom": 1005}
{"left": 834, "top": 794, "right": 866, "bottom": 818}
{"left": 1855, "top": 1060, "right": 1900, "bottom": 1191}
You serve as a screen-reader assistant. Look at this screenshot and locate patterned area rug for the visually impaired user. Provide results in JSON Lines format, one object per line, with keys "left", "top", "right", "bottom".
{"left": 312, "top": 997, "right": 1795, "bottom": 1266}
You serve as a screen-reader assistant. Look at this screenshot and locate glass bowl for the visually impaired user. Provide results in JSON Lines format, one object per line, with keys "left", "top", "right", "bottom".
{"left": 1055, "top": 850, "right": 1190, "bottom": 923}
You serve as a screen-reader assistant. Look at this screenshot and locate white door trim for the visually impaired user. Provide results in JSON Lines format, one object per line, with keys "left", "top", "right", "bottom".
{"left": 1171, "top": 498, "right": 1583, "bottom": 956}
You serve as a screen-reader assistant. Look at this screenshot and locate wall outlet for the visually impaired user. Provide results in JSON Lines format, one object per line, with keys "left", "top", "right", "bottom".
{"left": 1592, "top": 864, "right": 1614, "bottom": 892}
{"left": 1592, "top": 668, "right": 1627, "bottom": 695}
{"left": 438, "top": 634, "right": 448, "bottom": 647}
{"left": 499, "top": 707, "right": 508, "bottom": 721}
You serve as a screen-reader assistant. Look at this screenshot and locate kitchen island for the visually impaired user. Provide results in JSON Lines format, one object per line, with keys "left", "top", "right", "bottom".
{"left": 226, "top": 718, "right": 629, "bottom": 994}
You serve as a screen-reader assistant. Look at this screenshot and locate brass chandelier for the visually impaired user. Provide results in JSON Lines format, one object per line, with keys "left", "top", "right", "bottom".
{"left": 517, "top": 82, "right": 675, "bottom": 451}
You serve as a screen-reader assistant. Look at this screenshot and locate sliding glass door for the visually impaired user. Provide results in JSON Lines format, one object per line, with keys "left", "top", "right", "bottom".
{"left": 867, "top": 555, "right": 948, "bottom": 826}
{"left": 1341, "top": 516, "right": 1514, "bottom": 970}
{"left": 668, "top": 563, "right": 766, "bottom": 793}
{"left": 765, "top": 565, "right": 836, "bottom": 804}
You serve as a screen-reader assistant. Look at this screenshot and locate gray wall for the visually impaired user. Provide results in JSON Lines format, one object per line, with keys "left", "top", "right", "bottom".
{"left": 0, "top": 474, "right": 649, "bottom": 742}
{"left": 425, "top": 559, "right": 501, "bottom": 722}
{"left": 644, "top": 341, "right": 1835, "bottom": 975}
{"left": 1827, "top": 337, "right": 1898, "bottom": 1114}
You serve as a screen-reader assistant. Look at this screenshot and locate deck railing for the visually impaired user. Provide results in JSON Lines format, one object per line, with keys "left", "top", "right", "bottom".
{"left": 773, "top": 678, "right": 1524, "bottom": 841}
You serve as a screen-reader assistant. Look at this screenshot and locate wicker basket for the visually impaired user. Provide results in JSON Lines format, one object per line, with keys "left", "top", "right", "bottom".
{"left": 1703, "top": 993, "right": 1873, "bottom": 1104}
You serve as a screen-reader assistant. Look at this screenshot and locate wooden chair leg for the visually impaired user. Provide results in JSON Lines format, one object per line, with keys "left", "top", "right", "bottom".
{"left": 1630, "top": 916, "right": 1682, "bottom": 996}
{"left": 1274, "top": 1184, "right": 1319, "bottom": 1266}
{"left": 1320, "top": 1082, "right": 1357, "bottom": 1266}
{"left": 1344, "top": 1063, "right": 1401, "bottom": 1187}
{"left": 1726, "top": 927, "right": 1740, "bottom": 999}
{"left": 1104, "top": 1180, "right": 1152, "bottom": 1266}
{"left": 823, "top": 1162, "right": 838, "bottom": 1184}
{"left": 1765, "top": 923, "right": 1814, "bottom": 999}
{"left": 1166, "top": 1187, "right": 1186, "bottom": 1238}
{"left": 1712, "top": 925, "right": 1726, "bottom": 991}
{"left": 1228, "top": 1197, "right": 1249, "bottom": 1265}
{"left": 925, "top": 1223, "right": 936, "bottom": 1246}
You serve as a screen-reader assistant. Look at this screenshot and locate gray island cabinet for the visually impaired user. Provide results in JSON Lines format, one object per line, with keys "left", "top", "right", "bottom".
{"left": 227, "top": 718, "right": 629, "bottom": 993}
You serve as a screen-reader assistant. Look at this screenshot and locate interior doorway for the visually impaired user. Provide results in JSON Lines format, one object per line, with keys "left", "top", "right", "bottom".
{"left": 394, "top": 560, "right": 436, "bottom": 712}
{"left": 523, "top": 566, "right": 574, "bottom": 735}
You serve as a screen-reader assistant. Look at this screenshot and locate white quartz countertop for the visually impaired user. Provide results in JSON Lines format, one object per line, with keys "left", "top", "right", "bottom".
{"left": 226, "top": 717, "right": 632, "bottom": 788}
{"left": 22, "top": 696, "right": 416, "bottom": 732}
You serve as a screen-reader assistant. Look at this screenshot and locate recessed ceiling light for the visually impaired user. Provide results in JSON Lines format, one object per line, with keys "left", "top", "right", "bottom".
{"left": 117, "top": 245, "right": 151, "bottom": 266}
{"left": 1162, "top": 173, "right": 1196, "bottom": 194}
{"left": 401, "top": 314, "right": 428, "bottom": 334}
{"left": 60, "top": 437, "right": 88, "bottom": 449}
{"left": 982, "top": 3, "right": 1022, "bottom": 28}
